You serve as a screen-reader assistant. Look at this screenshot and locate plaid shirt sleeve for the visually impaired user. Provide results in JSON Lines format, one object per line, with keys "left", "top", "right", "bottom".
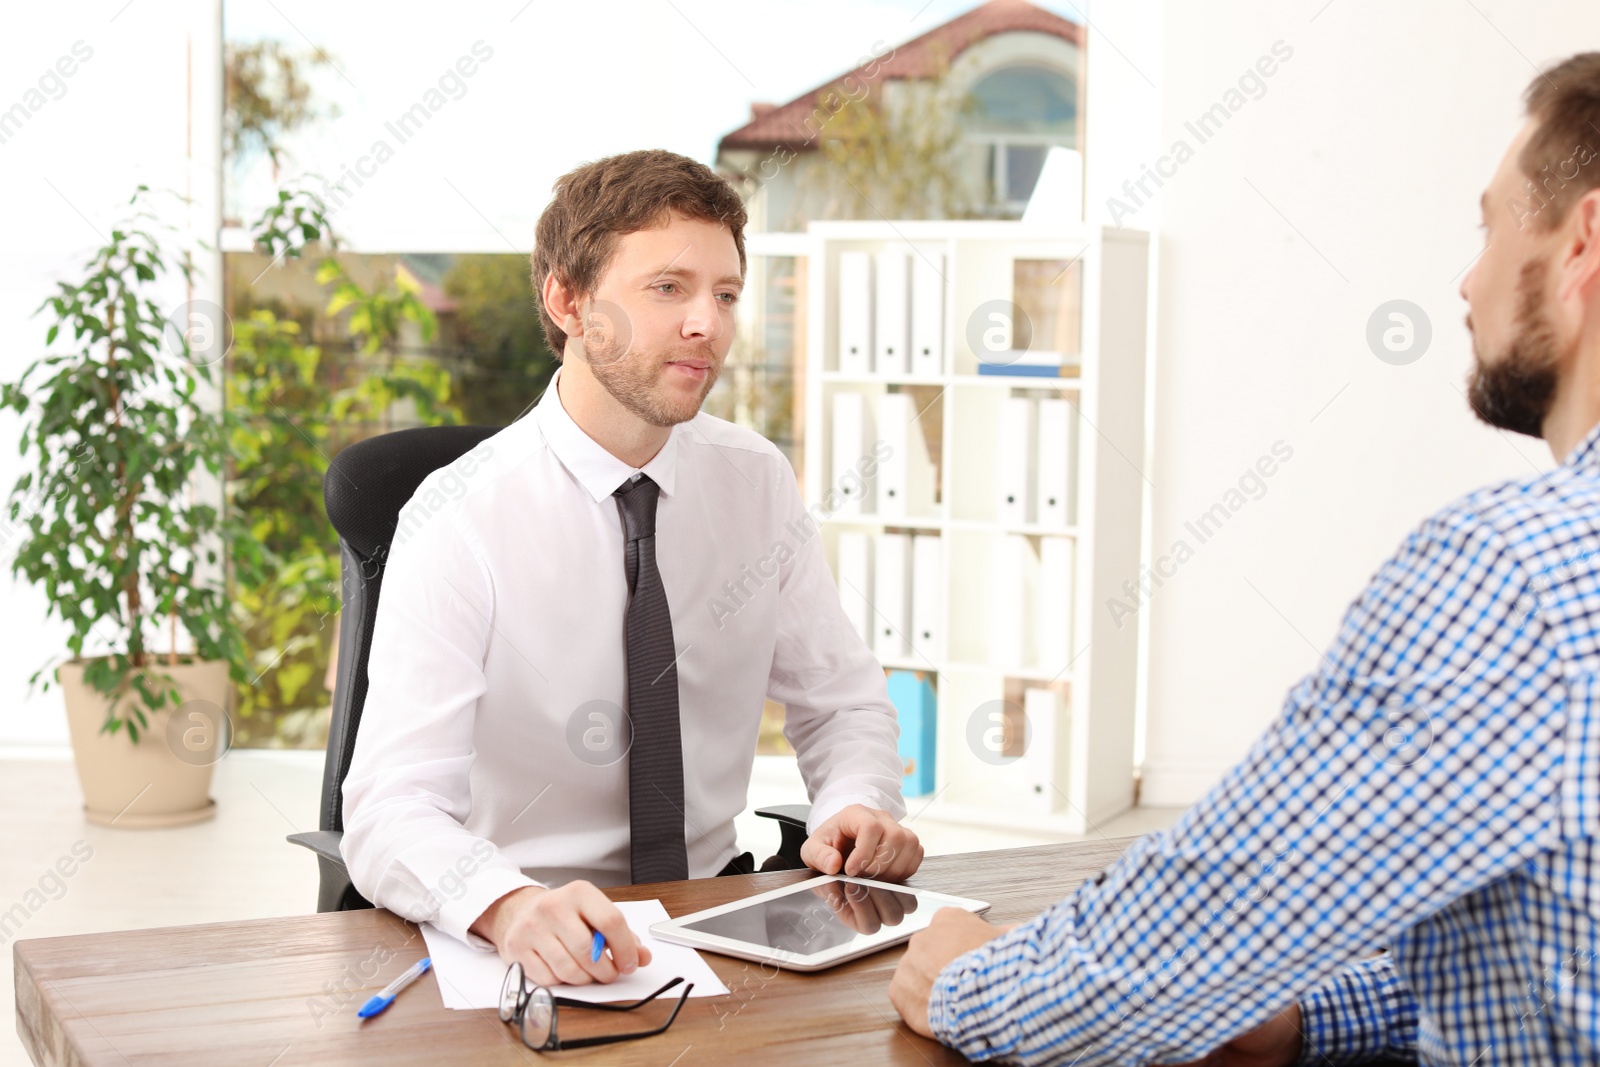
{"left": 1294, "top": 955, "right": 1419, "bottom": 1064}
{"left": 926, "top": 503, "right": 1571, "bottom": 1065}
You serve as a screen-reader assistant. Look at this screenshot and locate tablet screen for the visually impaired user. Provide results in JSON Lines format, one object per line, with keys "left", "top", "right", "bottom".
{"left": 680, "top": 879, "right": 923, "bottom": 956}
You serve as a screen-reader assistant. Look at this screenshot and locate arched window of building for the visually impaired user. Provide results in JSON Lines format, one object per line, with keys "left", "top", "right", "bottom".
{"left": 967, "top": 64, "right": 1077, "bottom": 212}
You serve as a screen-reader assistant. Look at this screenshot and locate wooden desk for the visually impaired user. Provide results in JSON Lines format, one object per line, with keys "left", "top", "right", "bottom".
{"left": 15, "top": 838, "right": 1131, "bottom": 1066}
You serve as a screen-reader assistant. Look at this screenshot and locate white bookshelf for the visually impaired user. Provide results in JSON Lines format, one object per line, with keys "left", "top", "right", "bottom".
{"left": 793, "top": 220, "right": 1151, "bottom": 835}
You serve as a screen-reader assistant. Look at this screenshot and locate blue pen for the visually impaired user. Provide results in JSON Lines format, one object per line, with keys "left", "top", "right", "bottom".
{"left": 591, "top": 929, "right": 605, "bottom": 963}
{"left": 357, "top": 957, "right": 431, "bottom": 1019}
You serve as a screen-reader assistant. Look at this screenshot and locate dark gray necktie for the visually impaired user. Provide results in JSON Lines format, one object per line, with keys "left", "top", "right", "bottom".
{"left": 613, "top": 473, "right": 689, "bottom": 883}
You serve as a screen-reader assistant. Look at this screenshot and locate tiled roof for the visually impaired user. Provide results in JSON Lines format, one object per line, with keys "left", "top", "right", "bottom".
{"left": 717, "top": 0, "right": 1082, "bottom": 153}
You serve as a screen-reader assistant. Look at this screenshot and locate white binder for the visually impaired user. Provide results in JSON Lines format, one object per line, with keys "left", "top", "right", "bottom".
{"left": 873, "top": 532, "right": 910, "bottom": 658}
{"left": 874, "top": 392, "right": 934, "bottom": 519}
{"left": 996, "top": 396, "right": 1036, "bottom": 525}
{"left": 835, "top": 531, "right": 872, "bottom": 644}
{"left": 910, "top": 534, "right": 942, "bottom": 660}
{"left": 990, "top": 533, "right": 1036, "bottom": 668}
{"left": 910, "top": 252, "right": 945, "bottom": 378}
{"left": 831, "top": 392, "right": 871, "bottom": 515}
{"left": 1020, "top": 687, "right": 1063, "bottom": 813}
{"left": 874, "top": 250, "right": 910, "bottom": 376}
{"left": 1036, "top": 535, "right": 1074, "bottom": 673}
{"left": 837, "top": 251, "right": 873, "bottom": 375}
{"left": 1036, "top": 398, "right": 1072, "bottom": 529}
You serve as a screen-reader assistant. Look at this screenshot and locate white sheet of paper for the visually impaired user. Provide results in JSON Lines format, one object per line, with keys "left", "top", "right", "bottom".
{"left": 421, "top": 898, "right": 730, "bottom": 1010}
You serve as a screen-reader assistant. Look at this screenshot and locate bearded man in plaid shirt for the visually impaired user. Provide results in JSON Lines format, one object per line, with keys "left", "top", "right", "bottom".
{"left": 890, "top": 52, "right": 1600, "bottom": 1067}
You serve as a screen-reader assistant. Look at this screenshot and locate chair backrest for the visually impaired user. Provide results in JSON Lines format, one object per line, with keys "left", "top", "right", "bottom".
{"left": 318, "top": 424, "right": 501, "bottom": 833}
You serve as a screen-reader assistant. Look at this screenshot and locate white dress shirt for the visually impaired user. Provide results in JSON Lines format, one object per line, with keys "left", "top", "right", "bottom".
{"left": 340, "top": 367, "right": 904, "bottom": 949}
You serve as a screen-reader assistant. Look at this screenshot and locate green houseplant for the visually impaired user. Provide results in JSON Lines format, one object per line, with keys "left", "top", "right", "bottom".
{"left": 0, "top": 186, "right": 260, "bottom": 826}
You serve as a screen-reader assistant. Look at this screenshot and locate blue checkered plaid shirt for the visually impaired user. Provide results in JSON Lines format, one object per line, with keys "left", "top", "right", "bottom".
{"left": 928, "top": 421, "right": 1600, "bottom": 1065}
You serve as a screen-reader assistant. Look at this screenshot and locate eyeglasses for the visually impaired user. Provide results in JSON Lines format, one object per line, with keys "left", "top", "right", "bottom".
{"left": 498, "top": 962, "right": 693, "bottom": 1051}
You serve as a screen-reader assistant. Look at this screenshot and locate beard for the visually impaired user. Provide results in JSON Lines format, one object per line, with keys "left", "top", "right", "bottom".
{"left": 1466, "top": 256, "right": 1561, "bottom": 438}
{"left": 581, "top": 324, "right": 722, "bottom": 428}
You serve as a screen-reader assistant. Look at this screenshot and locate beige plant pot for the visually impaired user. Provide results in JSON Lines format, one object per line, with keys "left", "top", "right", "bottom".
{"left": 57, "top": 657, "right": 231, "bottom": 828}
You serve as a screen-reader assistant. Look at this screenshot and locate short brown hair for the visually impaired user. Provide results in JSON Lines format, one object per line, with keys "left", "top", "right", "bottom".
{"left": 530, "top": 149, "right": 748, "bottom": 355}
{"left": 1519, "top": 52, "right": 1600, "bottom": 229}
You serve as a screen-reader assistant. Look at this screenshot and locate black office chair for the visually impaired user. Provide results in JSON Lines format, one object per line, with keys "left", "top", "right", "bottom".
{"left": 287, "top": 424, "right": 810, "bottom": 912}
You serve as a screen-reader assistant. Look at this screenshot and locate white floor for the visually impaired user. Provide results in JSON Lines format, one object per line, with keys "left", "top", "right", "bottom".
{"left": 0, "top": 748, "right": 1181, "bottom": 1067}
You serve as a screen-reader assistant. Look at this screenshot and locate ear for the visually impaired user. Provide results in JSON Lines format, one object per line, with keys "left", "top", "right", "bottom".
{"left": 540, "top": 270, "right": 587, "bottom": 341}
{"left": 1557, "top": 188, "right": 1600, "bottom": 305}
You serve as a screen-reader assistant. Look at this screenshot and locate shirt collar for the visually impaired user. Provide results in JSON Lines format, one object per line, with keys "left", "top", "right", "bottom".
{"left": 1564, "top": 418, "right": 1600, "bottom": 474}
{"left": 534, "top": 365, "right": 679, "bottom": 503}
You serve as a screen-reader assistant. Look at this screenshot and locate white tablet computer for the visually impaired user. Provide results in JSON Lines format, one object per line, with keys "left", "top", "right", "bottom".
{"left": 650, "top": 875, "right": 991, "bottom": 972}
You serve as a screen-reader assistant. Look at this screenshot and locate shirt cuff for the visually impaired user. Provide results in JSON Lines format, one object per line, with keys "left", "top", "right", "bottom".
{"left": 928, "top": 952, "right": 969, "bottom": 1040}
{"left": 1295, "top": 954, "right": 1418, "bottom": 1065}
{"left": 805, "top": 791, "right": 887, "bottom": 832}
{"left": 927, "top": 935, "right": 1015, "bottom": 1061}
{"left": 434, "top": 866, "right": 543, "bottom": 950}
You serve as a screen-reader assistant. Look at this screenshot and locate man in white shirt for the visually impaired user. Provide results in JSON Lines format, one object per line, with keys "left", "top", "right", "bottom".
{"left": 340, "top": 148, "right": 922, "bottom": 989}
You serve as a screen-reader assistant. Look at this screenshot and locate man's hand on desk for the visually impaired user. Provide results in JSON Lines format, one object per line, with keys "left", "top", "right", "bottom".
{"left": 801, "top": 804, "right": 924, "bottom": 881}
{"left": 889, "top": 907, "right": 1017, "bottom": 1038}
{"left": 469, "top": 881, "right": 651, "bottom": 987}
{"left": 888, "top": 908, "right": 1305, "bottom": 1061}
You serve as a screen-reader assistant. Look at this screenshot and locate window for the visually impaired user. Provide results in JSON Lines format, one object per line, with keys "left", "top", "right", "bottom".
{"left": 967, "top": 64, "right": 1078, "bottom": 214}
{"left": 969, "top": 65, "right": 1077, "bottom": 131}
{"left": 988, "top": 143, "right": 1051, "bottom": 205}
{"left": 705, "top": 254, "right": 804, "bottom": 467}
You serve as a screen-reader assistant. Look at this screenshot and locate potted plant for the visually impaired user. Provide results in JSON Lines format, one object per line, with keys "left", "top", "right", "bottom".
{"left": 0, "top": 187, "right": 259, "bottom": 826}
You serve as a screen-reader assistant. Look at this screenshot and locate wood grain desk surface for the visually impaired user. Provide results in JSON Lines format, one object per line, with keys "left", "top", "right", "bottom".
{"left": 15, "top": 838, "right": 1132, "bottom": 1066}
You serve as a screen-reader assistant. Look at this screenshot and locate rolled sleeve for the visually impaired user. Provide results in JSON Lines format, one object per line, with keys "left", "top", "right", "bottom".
{"left": 1295, "top": 955, "right": 1419, "bottom": 1065}
{"left": 930, "top": 942, "right": 1008, "bottom": 1055}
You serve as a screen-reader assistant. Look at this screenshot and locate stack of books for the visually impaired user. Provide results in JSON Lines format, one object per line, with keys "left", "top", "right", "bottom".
{"left": 976, "top": 349, "right": 1078, "bottom": 378}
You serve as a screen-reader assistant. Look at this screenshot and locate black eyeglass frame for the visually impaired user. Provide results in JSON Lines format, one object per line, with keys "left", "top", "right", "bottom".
{"left": 498, "top": 963, "right": 693, "bottom": 1051}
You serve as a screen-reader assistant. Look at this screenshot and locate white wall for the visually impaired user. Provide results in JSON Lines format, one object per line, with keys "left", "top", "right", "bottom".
{"left": 1114, "top": 0, "right": 1588, "bottom": 804}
